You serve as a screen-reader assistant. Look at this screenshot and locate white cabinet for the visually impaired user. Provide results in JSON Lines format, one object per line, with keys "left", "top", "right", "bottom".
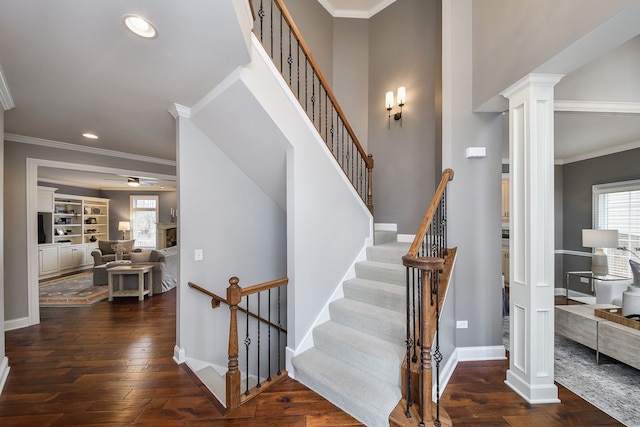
{"left": 38, "top": 245, "right": 59, "bottom": 276}
{"left": 52, "top": 194, "right": 109, "bottom": 245}
{"left": 37, "top": 187, "right": 57, "bottom": 212}
{"left": 58, "top": 245, "right": 88, "bottom": 272}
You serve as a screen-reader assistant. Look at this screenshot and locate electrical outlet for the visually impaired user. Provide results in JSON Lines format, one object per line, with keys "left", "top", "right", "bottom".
{"left": 194, "top": 249, "right": 203, "bottom": 261}
{"left": 456, "top": 320, "right": 468, "bottom": 329}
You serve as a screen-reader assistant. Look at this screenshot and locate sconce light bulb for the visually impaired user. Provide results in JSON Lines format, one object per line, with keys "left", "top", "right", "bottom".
{"left": 397, "top": 86, "right": 406, "bottom": 106}
{"left": 385, "top": 91, "right": 394, "bottom": 110}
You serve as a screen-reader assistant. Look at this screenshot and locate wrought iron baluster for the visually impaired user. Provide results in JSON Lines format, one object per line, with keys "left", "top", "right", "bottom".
{"left": 267, "top": 288, "right": 272, "bottom": 381}
{"left": 277, "top": 285, "right": 282, "bottom": 374}
{"left": 257, "top": 292, "right": 261, "bottom": 388}
{"left": 404, "top": 266, "right": 412, "bottom": 418}
{"left": 244, "top": 294, "right": 251, "bottom": 395}
{"left": 269, "top": 0, "right": 273, "bottom": 57}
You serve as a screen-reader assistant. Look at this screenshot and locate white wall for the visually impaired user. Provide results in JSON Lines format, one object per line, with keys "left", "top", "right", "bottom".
{"left": 175, "top": 116, "right": 287, "bottom": 366}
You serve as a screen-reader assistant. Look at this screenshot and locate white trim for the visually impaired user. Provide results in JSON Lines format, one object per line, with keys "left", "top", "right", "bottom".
{"left": 455, "top": 345, "right": 506, "bottom": 362}
{"left": 0, "top": 66, "right": 14, "bottom": 110}
{"left": 556, "top": 249, "right": 591, "bottom": 257}
{"left": 292, "top": 241, "right": 368, "bottom": 358}
{"left": 169, "top": 103, "right": 191, "bottom": 119}
{"left": 555, "top": 100, "right": 640, "bottom": 114}
{"left": 4, "top": 316, "right": 30, "bottom": 331}
{"left": 173, "top": 345, "right": 186, "bottom": 364}
{"left": 316, "top": 0, "right": 397, "bottom": 18}
{"left": 374, "top": 223, "right": 397, "bottom": 232}
{"left": 0, "top": 357, "right": 9, "bottom": 395}
{"left": 505, "top": 369, "right": 560, "bottom": 404}
{"left": 557, "top": 139, "right": 640, "bottom": 165}
{"left": 5, "top": 133, "right": 176, "bottom": 167}
{"left": 286, "top": 346, "right": 295, "bottom": 379}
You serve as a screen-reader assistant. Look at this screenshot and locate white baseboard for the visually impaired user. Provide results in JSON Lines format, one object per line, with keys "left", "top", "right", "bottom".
{"left": 0, "top": 357, "right": 9, "bottom": 395}
{"left": 4, "top": 316, "right": 30, "bottom": 331}
{"left": 173, "top": 345, "right": 186, "bottom": 364}
{"left": 286, "top": 346, "right": 295, "bottom": 379}
{"left": 397, "top": 234, "right": 415, "bottom": 243}
{"left": 374, "top": 223, "right": 397, "bottom": 231}
{"left": 456, "top": 345, "right": 506, "bottom": 361}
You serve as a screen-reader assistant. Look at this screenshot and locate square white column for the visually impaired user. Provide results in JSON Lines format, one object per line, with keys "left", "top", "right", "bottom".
{"left": 501, "top": 74, "right": 563, "bottom": 403}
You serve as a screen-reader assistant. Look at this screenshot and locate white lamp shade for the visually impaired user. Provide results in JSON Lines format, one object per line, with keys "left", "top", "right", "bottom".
{"left": 118, "top": 221, "right": 131, "bottom": 232}
{"left": 385, "top": 91, "right": 394, "bottom": 109}
{"left": 397, "top": 86, "right": 406, "bottom": 105}
{"left": 582, "top": 229, "right": 618, "bottom": 248}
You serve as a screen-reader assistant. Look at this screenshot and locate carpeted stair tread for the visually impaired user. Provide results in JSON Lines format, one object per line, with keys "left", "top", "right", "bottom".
{"left": 366, "top": 241, "right": 410, "bottom": 264}
{"left": 329, "top": 298, "right": 405, "bottom": 345}
{"left": 343, "top": 277, "right": 405, "bottom": 313}
{"left": 374, "top": 230, "right": 397, "bottom": 245}
{"left": 355, "top": 260, "right": 405, "bottom": 286}
{"left": 293, "top": 347, "right": 401, "bottom": 427}
{"left": 313, "top": 320, "right": 404, "bottom": 385}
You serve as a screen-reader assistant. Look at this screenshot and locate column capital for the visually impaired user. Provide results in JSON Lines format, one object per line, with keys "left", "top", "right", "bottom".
{"left": 501, "top": 73, "right": 565, "bottom": 100}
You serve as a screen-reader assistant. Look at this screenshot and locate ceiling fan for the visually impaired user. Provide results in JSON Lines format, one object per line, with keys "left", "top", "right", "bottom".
{"left": 104, "top": 175, "right": 160, "bottom": 187}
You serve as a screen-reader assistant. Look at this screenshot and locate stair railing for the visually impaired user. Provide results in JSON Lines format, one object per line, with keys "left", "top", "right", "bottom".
{"left": 400, "top": 168, "right": 454, "bottom": 426}
{"left": 250, "top": 0, "right": 374, "bottom": 213}
{"left": 189, "top": 276, "right": 288, "bottom": 413}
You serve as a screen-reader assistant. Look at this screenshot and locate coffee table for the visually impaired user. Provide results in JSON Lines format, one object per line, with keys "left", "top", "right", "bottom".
{"left": 107, "top": 264, "right": 153, "bottom": 301}
{"left": 555, "top": 304, "right": 640, "bottom": 369}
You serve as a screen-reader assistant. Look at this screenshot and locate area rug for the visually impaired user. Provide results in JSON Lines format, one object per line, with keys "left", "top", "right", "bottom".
{"left": 503, "top": 316, "right": 640, "bottom": 426}
{"left": 39, "top": 272, "right": 108, "bottom": 307}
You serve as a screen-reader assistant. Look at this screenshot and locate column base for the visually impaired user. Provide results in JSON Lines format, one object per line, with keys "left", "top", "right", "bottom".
{"left": 505, "top": 369, "right": 560, "bottom": 404}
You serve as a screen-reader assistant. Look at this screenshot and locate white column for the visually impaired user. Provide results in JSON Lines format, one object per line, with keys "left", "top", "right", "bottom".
{"left": 501, "top": 74, "right": 563, "bottom": 403}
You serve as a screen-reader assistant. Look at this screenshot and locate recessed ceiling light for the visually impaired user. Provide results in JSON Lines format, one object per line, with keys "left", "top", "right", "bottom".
{"left": 123, "top": 14, "right": 158, "bottom": 39}
{"left": 82, "top": 133, "right": 99, "bottom": 140}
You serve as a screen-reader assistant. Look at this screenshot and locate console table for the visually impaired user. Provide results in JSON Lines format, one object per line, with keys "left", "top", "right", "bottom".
{"left": 555, "top": 304, "right": 640, "bottom": 370}
{"left": 564, "top": 271, "right": 629, "bottom": 302}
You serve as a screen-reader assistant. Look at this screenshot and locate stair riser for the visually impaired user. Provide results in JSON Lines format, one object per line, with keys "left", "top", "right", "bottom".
{"left": 329, "top": 303, "right": 405, "bottom": 346}
{"left": 365, "top": 246, "right": 407, "bottom": 265}
{"left": 313, "top": 328, "right": 403, "bottom": 386}
{"left": 343, "top": 281, "right": 406, "bottom": 314}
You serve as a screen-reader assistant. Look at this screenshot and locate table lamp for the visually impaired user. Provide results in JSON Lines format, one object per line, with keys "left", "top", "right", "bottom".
{"left": 582, "top": 229, "right": 618, "bottom": 276}
{"left": 118, "top": 221, "right": 131, "bottom": 240}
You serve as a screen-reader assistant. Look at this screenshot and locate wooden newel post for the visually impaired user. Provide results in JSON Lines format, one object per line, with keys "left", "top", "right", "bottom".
{"left": 421, "top": 270, "right": 435, "bottom": 424}
{"left": 367, "top": 154, "right": 374, "bottom": 214}
{"left": 226, "top": 276, "right": 242, "bottom": 412}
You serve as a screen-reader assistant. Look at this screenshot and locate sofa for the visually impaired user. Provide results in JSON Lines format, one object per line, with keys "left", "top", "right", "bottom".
{"left": 92, "top": 243, "right": 178, "bottom": 294}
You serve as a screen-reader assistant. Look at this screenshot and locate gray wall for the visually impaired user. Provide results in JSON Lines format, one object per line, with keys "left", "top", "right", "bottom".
{"left": 0, "top": 109, "right": 6, "bottom": 375}
{"left": 560, "top": 148, "right": 640, "bottom": 283}
{"left": 4, "top": 140, "right": 175, "bottom": 321}
{"left": 283, "top": 0, "right": 334, "bottom": 87}
{"left": 472, "top": 0, "right": 632, "bottom": 110}
{"left": 368, "top": 0, "right": 439, "bottom": 233}
{"left": 101, "top": 190, "right": 177, "bottom": 241}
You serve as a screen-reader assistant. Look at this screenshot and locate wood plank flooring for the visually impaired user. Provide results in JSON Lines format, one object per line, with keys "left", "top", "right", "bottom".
{"left": 0, "top": 288, "right": 621, "bottom": 426}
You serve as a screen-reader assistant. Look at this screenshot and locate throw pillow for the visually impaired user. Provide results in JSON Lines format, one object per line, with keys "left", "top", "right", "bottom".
{"left": 629, "top": 259, "right": 640, "bottom": 286}
{"left": 98, "top": 240, "right": 115, "bottom": 255}
{"left": 121, "top": 239, "right": 135, "bottom": 253}
{"left": 130, "top": 250, "right": 151, "bottom": 263}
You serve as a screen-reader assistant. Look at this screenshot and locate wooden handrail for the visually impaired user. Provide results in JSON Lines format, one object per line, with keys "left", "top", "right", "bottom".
{"left": 405, "top": 169, "right": 454, "bottom": 259}
{"left": 271, "top": 0, "right": 372, "bottom": 169}
{"left": 188, "top": 280, "right": 287, "bottom": 333}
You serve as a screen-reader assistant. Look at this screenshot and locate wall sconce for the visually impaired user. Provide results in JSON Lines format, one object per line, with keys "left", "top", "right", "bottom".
{"left": 385, "top": 86, "right": 406, "bottom": 128}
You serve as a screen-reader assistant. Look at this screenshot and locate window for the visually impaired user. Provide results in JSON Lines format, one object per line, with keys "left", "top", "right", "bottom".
{"left": 593, "top": 180, "right": 640, "bottom": 277}
{"left": 130, "top": 195, "right": 158, "bottom": 249}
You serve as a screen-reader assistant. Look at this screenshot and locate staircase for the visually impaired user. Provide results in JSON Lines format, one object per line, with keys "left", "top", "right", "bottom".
{"left": 293, "top": 230, "right": 410, "bottom": 427}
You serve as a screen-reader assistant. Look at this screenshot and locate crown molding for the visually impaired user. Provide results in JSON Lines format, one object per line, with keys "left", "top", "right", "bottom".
{"left": 4, "top": 133, "right": 176, "bottom": 167}
{"left": 556, "top": 138, "right": 640, "bottom": 165}
{"left": 169, "top": 103, "right": 191, "bottom": 119}
{"left": 555, "top": 100, "right": 640, "bottom": 114}
{"left": 0, "top": 65, "right": 15, "bottom": 110}
{"left": 316, "top": 0, "right": 396, "bottom": 18}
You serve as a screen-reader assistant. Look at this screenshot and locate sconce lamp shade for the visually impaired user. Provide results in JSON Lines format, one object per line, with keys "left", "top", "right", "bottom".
{"left": 397, "top": 86, "right": 406, "bottom": 106}
{"left": 582, "top": 229, "right": 618, "bottom": 249}
{"left": 582, "top": 229, "right": 618, "bottom": 277}
{"left": 385, "top": 91, "right": 394, "bottom": 110}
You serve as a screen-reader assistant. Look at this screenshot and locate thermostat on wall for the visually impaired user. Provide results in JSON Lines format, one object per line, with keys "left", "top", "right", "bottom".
{"left": 466, "top": 147, "right": 486, "bottom": 158}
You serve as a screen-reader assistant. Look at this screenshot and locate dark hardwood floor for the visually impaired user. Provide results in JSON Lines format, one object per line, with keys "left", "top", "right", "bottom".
{"left": 0, "top": 288, "right": 621, "bottom": 426}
